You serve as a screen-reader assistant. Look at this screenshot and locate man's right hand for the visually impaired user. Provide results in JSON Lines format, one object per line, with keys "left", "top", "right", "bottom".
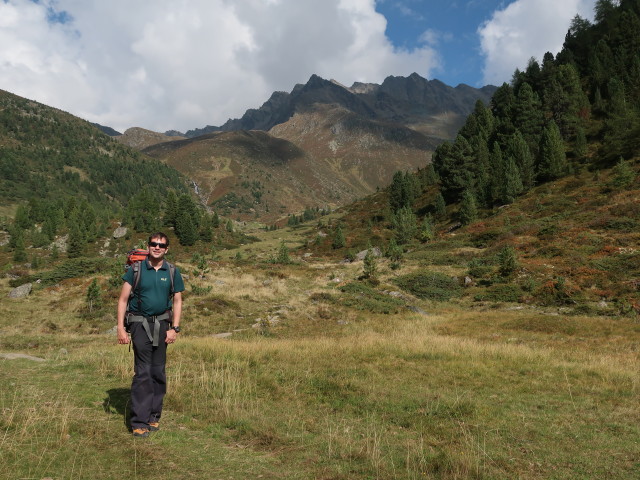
{"left": 117, "top": 328, "right": 130, "bottom": 344}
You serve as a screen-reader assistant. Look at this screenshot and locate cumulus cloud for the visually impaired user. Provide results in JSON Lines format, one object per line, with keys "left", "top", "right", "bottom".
{"left": 0, "top": 0, "right": 439, "bottom": 132}
{"left": 479, "top": 0, "right": 597, "bottom": 86}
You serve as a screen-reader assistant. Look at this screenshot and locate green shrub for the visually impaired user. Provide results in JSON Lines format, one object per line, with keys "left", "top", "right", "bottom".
{"left": 339, "top": 282, "right": 404, "bottom": 314}
{"left": 9, "top": 257, "right": 110, "bottom": 287}
{"left": 474, "top": 284, "right": 523, "bottom": 302}
{"left": 394, "top": 271, "right": 462, "bottom": 301}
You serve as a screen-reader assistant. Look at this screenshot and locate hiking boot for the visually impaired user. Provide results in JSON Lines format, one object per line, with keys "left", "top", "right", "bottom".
{"left": 148, "top": 422, "right": 160, "bottom": 432}
{"left": 132, "top": 428, "right": 150, "bottom": 438}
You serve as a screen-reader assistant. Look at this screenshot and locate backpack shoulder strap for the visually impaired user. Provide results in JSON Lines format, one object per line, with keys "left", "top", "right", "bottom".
{"left": 167, "top": 261, "right": 175, "bottom": 299}
{"left": 129, "top": 261, "right": 142, "bottom": 302}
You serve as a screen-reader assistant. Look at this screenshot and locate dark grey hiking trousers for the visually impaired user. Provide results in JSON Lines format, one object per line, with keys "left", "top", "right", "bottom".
{"left": 130, "top": 319, "right": 169, "bottom": 430}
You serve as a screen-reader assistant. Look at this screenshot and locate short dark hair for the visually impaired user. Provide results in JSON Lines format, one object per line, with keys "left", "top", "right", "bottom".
{"left": 148, "top": 232, "right": 170, "bottom": 247}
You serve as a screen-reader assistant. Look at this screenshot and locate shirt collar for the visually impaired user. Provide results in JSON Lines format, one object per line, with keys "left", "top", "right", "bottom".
{"left": 145, "top": 259, "right": 168, "bottom": 270}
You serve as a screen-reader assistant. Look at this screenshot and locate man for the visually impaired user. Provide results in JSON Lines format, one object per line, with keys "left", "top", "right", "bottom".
{"left": 117, "top": 232, "right": 185, "bottom": 438}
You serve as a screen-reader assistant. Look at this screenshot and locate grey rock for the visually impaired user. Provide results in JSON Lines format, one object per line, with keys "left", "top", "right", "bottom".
{"left": 113, "top": 226, "right": 128, "bottom": 239}
{"left": 9, "top": 283, "right": 32, "bottom": 298}
{"left": 0, "top": 353, "right": 45, "bottom": 362}
{"left": 355, "top": 247, "right": 382, "bottom": 261}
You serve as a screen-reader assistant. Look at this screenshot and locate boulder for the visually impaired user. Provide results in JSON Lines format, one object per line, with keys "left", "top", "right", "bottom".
{"left": 9, "top": 283, "right": 32, "bottom": 298}
{"left": 355, "top": 247, "right": 382, "bottom": 261}
{"left": 113, "top": 226, "right": 128, "bottom": 239}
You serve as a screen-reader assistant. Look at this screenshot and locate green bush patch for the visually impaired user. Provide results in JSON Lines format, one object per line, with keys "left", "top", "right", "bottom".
{"left": 474, "top": 283, "right": 523, "bottom": 302}
{"left": 338, "top": 281, "right": 405, "bottom": 314}
{"left": 393, "top": 271, "right": 462, "bottom": 301}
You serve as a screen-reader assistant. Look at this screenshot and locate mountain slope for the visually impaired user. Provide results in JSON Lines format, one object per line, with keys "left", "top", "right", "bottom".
{"left": 0, "top": 89, "right": 187, "bottom": 214}
{"left": 143, "top": 109, "right": 436, "bottom": 222}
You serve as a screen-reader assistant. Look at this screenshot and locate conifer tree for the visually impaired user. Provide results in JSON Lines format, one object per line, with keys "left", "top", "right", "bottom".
{"left": 67, "top": 222, "right": 85, "bottom": 258}
{"left": 86, "top": 279, "right": 101, "bottom": 313}
{"left": 573, "top": 127, "right": 588, "bottom": 159}
{"left": 489, "top": 142, "right": 505, "bottom": 204}
{"left": 332, "top": 224, "right": 346, "bottom": 249}
{"left": 458, "top": 190, "right": 478, "bottom": 226}
{"left": 362, "top": 247, "right": 378, "bottom": 283}
{"left": 392, "top": 206, "right": 418, "bottom": 245}
{"left": 498, "top": 246, "right": 518, "bottom": 277}
{"left": 12, "top": 230, "right": 27, "bottom": 262}
{"left": 14, "top": 204, "right": 32, "bottom": 230}
{"left": 176, "top": 214, "right": 198, "bottom": 246}
{"left": 433, "top": 192, "right": 446, "bottom": 217}
{"left": 513, "top": 82, "right": 544, "bottom": 156}
{"left": 163, "top": 190, "right": 178, "bottom": 228}
{"left": 501, "top": 155, "right": 524, "bottom": 204}
{"left": 506, "top": 131, "right": 535, "bottom": 191}
{"left": 537, "top": 120, "right": 567, "bottom": 181}
{"left": 610, "top": 158, "right": 636, "bottom": 188}
{"left": 225, "top": 219, "right": 234, "bottom": 233}
{"left": 199, "top": 213, "right": 214, "bottom": 242}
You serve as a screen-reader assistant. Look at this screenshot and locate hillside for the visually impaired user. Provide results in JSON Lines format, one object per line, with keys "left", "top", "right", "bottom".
{"left": 143, "top": 105, "right": 438, "bottom": 222}
{"left": 115, "top": 127, "right": 186, "bottom": 150}
{"left": 0, "top": 89, "right": 187, "bottom": 215}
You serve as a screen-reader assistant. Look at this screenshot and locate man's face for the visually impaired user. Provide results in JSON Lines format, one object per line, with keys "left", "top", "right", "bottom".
{"left": 148, "top": 237, "right": 169, "bottom": 260}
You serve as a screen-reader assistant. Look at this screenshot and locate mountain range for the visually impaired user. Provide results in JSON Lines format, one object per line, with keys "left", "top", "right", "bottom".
{"left": 116, "top": 73, "right": 496, "bottom": 221}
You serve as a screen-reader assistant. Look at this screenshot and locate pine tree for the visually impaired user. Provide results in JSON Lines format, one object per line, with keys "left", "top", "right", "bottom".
{"left": 67, "top": 222, "right": 85, "bottom": 258}
{"left": 163, "top": 190, "right": 178, "bottom": 228}
{"left": 362, "top": 248, "right": 378, "bottom": 283}
{"left": 86, "top": 278, "right": 102, "bottom": 313}
{"left": 498, "top": 246, "right": 518, "bottom": 277}
{"left": 332, "top": 224, "right": 346, "bottom": 249}
{"left": 537, "top": 120, "right": 567, "bottom": 181}
{"left": 225, "top": 219, "right": 234, "bottom": 233}
{"left": 501, "top": 155, "right": 524, "bottom": 204}
{"left": 392, "top": 206, "right": 418, "bottom": 245}
{"left": 458, "top": 190, "right": 478, "bottom": 225}
{"left": 433, "top": 192, "right": 446, "bottom": 217}
{"left": 275, "top": 240, "right": 291, "bottom": 264}
{"left": 573, "top": 127, "right": 588, "bottom": 159}
{"left": 12, "top": 230, "right": 27, "bottom": 262}
{"left": 610, "top": 158, "right": 636, "bottom": 188}
{"left": 176, "top": 214, "right": 198, "bottom": 246}
{"left": 505, "top": 131, "right": 535, "bottom": 191}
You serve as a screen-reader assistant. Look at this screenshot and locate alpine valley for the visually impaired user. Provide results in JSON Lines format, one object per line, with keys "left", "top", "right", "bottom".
{"left": 114, "top": 73, "right": 495, "bottom": 221}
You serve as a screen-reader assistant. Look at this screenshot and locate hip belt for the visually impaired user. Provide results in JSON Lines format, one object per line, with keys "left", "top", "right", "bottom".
{"left": 126, "top": 311, "right": 171, "bottom": 347}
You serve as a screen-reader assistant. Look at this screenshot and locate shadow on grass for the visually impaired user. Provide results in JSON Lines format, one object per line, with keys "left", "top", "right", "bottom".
{"left": 104, "top": 388, "right": 131, "bottom": 431}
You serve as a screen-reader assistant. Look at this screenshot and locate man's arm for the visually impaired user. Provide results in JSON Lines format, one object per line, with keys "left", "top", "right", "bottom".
{"left": 117, "top": 282, "right": 132, "bottom": 344}
{"left": 165, "top": 291, "right": 182, "bottom": 344}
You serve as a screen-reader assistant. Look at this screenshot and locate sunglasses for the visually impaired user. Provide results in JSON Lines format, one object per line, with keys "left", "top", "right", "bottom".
{"left": 148, "top": 241, "right": 168, "bottom": 249}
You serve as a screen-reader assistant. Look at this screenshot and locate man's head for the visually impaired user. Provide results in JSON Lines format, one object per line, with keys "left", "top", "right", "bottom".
{"left": 148, "top": 232, "right": 169, "bottom": 260}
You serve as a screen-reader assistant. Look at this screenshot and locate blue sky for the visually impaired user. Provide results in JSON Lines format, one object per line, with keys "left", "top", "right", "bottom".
{"left": 0, "top": 0, "right": 596, "bottom": 132}
{"left": 376, "top": 0, "right": 509, "bottom": 86}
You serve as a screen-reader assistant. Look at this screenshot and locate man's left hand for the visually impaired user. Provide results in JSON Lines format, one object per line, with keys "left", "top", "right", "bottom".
{"left": 166, "top": 328, "right": 177, "bottom": 344}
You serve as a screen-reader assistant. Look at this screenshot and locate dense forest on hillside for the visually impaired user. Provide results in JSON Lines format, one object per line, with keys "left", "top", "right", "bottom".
{"left": 430, "top": 0, "right": 640, "bottom": 214}
{"left": 0, "top": 90, "right": 187, "bottom": 212}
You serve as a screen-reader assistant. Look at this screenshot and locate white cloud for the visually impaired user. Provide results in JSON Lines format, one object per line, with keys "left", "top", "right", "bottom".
{"left": 479, "top": 0, "right": 597, "bottom": 86}
{"left": 0, "top": 0, "right": 439, "bottom": 132}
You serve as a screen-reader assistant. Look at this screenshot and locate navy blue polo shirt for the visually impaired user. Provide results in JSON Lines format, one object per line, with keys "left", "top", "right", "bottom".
{"left": 123, "top": 259, "right": 185, "bottom": 316}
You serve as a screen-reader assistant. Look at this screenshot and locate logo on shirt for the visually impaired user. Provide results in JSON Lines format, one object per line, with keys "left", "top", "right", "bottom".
{"left": 160, "top": 277, "right": 168, "bottom": 282}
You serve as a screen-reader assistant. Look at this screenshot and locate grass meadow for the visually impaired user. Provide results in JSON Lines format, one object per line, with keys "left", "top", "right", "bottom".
{"left": 1, "top": 251, "right": 639, "bottom": 480}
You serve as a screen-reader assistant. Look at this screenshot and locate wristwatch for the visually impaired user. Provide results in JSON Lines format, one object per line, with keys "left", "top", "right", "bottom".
{"left": 170, "top": 326, "right": 181, "bottom": 333}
